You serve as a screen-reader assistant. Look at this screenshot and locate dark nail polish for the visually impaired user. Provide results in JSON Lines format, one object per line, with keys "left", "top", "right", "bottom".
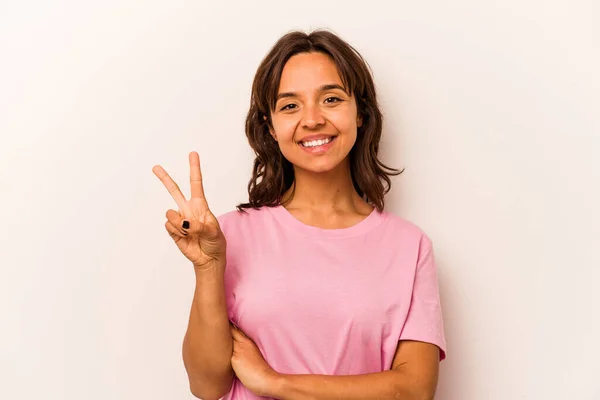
{"left": 182, "top": 220, "right": 190, "bottom": 229}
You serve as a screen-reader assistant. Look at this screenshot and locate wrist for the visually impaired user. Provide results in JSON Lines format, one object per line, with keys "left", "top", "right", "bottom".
{"left": 268, "top": 372, "right": 290, "bottom": 399}
{"left": 193, "top": 257, "right": 225, "bottom": 273}
{"left": 193, "top": 261, "right": 226, "bottom": 289}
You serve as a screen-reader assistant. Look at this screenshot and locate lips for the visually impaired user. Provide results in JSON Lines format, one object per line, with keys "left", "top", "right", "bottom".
{"left": 300, "top": 136, "right": 335, "bottom": 148}
{"left": 297, "top": 135, "right": 338, "bottom": 154}
{"left": 297, "top": 134, "right": 337, "bottom": 144}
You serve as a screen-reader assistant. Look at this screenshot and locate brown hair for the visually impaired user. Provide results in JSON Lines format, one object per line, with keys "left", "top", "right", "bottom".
{"left": 237, "top": 29, "right": 402, "bottom": 212}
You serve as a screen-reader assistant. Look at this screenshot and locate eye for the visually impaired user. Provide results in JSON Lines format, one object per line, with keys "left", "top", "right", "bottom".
{"left": 324, "top": 97, "right": 343, "bottom": 104}
{"left": 280, "top": 103, "right": 297, "bottom": 111}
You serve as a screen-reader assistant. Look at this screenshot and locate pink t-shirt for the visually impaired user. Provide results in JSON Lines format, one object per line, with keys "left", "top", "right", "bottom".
{"left": 218, "top": 205, "right": 446, "bottom": 399}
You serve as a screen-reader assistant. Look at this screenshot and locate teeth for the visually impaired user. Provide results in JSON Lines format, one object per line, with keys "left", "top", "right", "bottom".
{"left": 301, "top": 137, "right": 333, "bottom": 147}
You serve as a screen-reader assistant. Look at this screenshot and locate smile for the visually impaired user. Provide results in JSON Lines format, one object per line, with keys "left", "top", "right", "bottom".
{"left": 300, "top": 136, "right": 335, "bottom": 148}
{"left": 297, "top": 136, "right": 337, "bottom": 154}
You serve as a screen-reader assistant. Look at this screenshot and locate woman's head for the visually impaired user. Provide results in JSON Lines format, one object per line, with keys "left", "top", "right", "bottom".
{"left": 238, "top": 29, "right": 401, "bottom": 212}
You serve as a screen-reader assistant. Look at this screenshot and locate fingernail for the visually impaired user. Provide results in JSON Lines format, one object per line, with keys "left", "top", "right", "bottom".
{"left": 182, "top": 220, "right": 190, "bottom": 229}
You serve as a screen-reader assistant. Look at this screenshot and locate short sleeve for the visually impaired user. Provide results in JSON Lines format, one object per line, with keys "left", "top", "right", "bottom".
{"left": 217, "top": 211, "right": 238, "bottom": 322}
{"left": 399, "top": 235, "right": 447, "bottom": 361}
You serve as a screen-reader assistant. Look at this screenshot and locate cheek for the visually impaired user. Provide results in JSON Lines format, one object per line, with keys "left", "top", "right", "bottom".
{"left": 271, "top": 118, "right": 297, "bottom": 143}
{"left": 331, "top": 113, "right": 358, "bottom": 139}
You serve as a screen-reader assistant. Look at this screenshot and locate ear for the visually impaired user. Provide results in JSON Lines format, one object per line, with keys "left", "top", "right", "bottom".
{"left": 265, "top": 115, "right": 278, "bottom": 141}
{"left": 357, "top": 114, "right": 363, "bottom": 128}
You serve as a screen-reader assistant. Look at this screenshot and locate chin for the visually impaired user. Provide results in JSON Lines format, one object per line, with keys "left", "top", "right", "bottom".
{"left": 296, "top": 159, "right": 346, "bottom": 174}
{"left": 308, "top": 166, "right": 336, "bottom": 174}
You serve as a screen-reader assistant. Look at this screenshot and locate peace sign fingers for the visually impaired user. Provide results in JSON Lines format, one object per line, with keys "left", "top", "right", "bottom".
{"left": 154, "top": 152, "right": 226, "bottom": 267}
{"left": 189, "top": 151, "right": 206, "bottom": 201}
{"left": 152, "top": 164, "right": 187, "bottom": 211}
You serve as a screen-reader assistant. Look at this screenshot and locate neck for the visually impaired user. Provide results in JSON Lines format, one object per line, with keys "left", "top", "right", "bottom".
{"left": 282, "top": 159, "right": 368, "bottom": 213}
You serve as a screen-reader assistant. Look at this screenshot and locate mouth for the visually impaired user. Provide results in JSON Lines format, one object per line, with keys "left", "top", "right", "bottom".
{"left": 298, "top": 136, "right": 337, "bottom": 148}
{"left": 296, "top": 135, "right": 338, "bottom": 154}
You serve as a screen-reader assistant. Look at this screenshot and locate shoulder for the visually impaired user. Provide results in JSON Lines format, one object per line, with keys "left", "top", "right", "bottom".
{"left": 216, "top": 207, "right": 280, "bottom": 264}
{"left": 378, "top": 212, "right": 439, "bottom": 280}
{"left": 216, "top": 206, "right": 270, "bottom": 224}
{"left": 382, "top": 211, "right": 433, "bottom": 259}
{"left": 380, "top": 210, "right": 434, "bottom": 251}
{"left": 216, "top": 206, "right": 274, "bottom": 238}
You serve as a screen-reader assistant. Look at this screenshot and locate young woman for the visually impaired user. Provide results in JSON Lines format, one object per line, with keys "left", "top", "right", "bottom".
{"left": 153, "top": 30, "right": 447, "bottom": 400}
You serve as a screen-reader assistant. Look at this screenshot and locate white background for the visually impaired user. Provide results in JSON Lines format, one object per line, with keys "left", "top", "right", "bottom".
{"left": 1, "top": 1, "right": 599, "bottom": 399}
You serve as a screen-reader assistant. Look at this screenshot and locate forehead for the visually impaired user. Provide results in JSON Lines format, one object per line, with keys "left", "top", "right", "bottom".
{"left": 278, "top": 52, "right": 343, "bottom": 91}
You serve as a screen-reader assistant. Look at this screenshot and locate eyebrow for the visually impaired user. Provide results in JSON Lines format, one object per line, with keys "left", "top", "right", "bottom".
{"left": 276, "top": 83, "right": 347, "bottom": 102}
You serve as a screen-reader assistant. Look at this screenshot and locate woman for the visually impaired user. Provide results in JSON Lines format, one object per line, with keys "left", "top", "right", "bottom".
{"left": 153, "top": 30, "right": 446, "bottom": 400}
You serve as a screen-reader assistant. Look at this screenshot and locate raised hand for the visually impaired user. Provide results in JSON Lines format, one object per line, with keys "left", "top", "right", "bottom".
{"left": 152, "top": 151, "right": 226, "bottom": 270}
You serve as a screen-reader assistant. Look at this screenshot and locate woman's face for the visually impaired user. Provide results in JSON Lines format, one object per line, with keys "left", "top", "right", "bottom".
{"left": 269, "top": 52, "right": 362, "bottom": 174}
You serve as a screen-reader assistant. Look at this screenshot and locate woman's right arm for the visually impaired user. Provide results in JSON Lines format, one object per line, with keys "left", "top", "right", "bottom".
{"left": 152, "top": 151, "right": 234, "bottom": 400}
{"left": 183, "top": 261, "right": 234, "bottom": 400}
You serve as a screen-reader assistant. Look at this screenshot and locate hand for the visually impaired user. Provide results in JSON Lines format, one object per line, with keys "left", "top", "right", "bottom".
{"left": 230, "top": 324, "right": 281, "bottom": 397}
{"left": 152, "top": 151, "right": 226, "bottom": 270}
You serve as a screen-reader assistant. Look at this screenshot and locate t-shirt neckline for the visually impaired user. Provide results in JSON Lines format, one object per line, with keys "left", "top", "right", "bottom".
{"left": 266, "top": 204, "right": 386, "bottom": 238}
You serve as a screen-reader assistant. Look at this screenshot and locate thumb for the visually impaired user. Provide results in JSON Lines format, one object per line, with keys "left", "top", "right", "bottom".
{"left": 181, "top": 219, "right": 205, "bottom": 236}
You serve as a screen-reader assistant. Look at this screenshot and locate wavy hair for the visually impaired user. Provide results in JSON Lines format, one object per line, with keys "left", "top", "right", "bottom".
{"left": 237, "top": 29, "right": 402, "bottom": 212}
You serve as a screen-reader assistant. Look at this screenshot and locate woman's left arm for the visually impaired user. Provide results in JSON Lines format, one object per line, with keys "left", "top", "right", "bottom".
{"left": 230, "top": 324, "right": 440, "bottom": 400}
{"left": 270, "top": 340, "right": 440, "bottom": 400}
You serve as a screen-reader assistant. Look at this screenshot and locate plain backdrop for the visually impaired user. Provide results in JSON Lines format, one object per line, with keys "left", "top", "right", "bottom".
{"left": 1, "top": 1, "right": 599, "bottom": 399}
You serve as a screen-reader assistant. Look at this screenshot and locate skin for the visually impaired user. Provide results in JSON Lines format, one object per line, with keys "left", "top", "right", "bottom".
{"left": 269, "top": 52, "right": 374, "bottom": 228}
{"left": 153, "top": 51, "right": 440, "bottom": 399}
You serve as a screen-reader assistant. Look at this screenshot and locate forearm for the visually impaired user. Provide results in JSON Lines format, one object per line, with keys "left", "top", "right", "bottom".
{"left": 272, "top": 369, "right": 431, "bottom": 400}
{"left": 182, "top": 261, "right": 234, "bottom": 400}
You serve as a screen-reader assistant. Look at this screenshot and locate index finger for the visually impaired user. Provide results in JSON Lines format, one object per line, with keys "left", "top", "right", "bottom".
{"left": 152, "top": 165, "right": 187, "bottom": 211}
{"left": 230, "top": 325, "right": 244, "bottom": 342}
{"left": 189, "top": 151, "right": 205, "bottom": 200}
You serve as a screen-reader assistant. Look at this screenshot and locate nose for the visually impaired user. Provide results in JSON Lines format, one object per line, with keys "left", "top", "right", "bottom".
{"left": 301, "top": 103, "right": 325, "bottom": 130}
